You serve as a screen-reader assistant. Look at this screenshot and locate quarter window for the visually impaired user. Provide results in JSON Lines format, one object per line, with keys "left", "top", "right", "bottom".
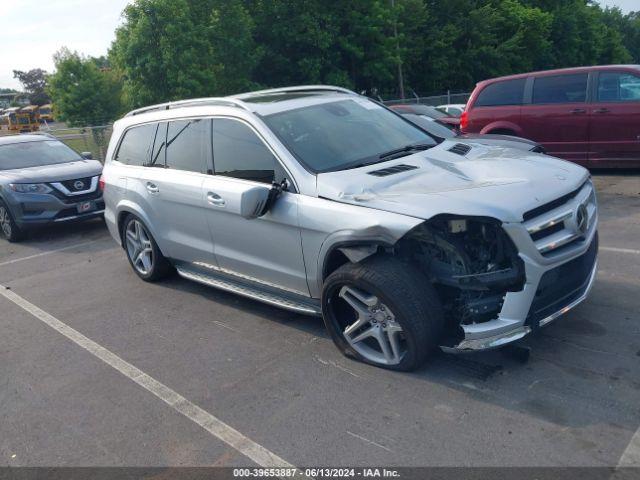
{"left": 165, "top": 119, "right": 210, "bottom": 173}
{"left": 533, "top": 74, "right": 588, "bottom": 104}
{"left": 212, "top": 118, "right": 281, "bottom": 184}
{"left": 115, "top": 123, "right": 156, "bottom": 166}
{"left": 475, "top": 79, "right": 525, "bottom": 107}
{"left": 597, "top": 72, "right": 640, "bottom": 102}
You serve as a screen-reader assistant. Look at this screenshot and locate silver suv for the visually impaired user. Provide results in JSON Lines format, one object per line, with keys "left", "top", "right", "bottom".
{"left": 103, "top": 86, "right": 598, "bottom": 371}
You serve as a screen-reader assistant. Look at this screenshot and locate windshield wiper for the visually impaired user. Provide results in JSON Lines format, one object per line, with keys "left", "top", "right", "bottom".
{"left": 378, "top": 143, "right": 433, "bottom": 159}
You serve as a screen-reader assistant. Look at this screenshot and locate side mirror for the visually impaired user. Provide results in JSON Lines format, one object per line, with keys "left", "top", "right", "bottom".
{"left": 81, "top": 151, "right": 93, "bottom": 159}
{"left": 239, "top": 185, "right": 271, "bottom": 220}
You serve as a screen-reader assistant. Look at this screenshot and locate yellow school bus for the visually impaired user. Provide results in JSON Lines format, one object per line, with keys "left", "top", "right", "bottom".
{"left": 0, "top": 107, "right": 39, "bottom": 133}
{"left": 39, "top": 103, "right": 54, "bottom": 122}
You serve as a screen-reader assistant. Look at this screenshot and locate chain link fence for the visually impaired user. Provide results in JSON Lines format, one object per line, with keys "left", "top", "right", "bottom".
{"left": 383, "top": 92, "right": 471, "bottom": 107}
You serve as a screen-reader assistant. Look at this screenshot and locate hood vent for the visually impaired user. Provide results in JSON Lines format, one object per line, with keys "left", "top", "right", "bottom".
{"left": 368, "top": 164, "right": 418, "bottom": 177}
{"left": 448, "top": 143, "right": 472, "bottom": 156}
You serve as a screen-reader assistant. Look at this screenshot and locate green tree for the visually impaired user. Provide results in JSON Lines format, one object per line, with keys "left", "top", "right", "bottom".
{"left": 48, "top": 48, "right": 123, "bottom": 126}
{"left": 12, "top": 68, "right": 50, "bottom": 105}
{"left": 110, "top": 0, "right": 258, "bottom": 109}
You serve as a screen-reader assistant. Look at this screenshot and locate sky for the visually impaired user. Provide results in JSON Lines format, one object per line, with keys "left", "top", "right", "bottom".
{"left": 0, "top": 0, "right": 637, "bottom": 90}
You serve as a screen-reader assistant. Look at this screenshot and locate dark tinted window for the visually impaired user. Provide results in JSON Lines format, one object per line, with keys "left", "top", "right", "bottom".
{"left": 0, "top": 140, "right": 81, "bottom": 170}
{"left": 533, "top": 74, "right": 588, "bottom": 104}
{"left": 213, "top": 118, "right": 280, "bottom": 184}
{"left": 115, "top": 123, "right": 156, "bottom": 166}
{"left": 597, "top": 72, "right": 640, "bottom": 102}
{"left": 475, "top": 79, "right": 525, "bottom": 107}
{"left": 149, "top": 122, "right": 167, "bottom": 167}
{"left": 166, "top": 119, "right": 210, "bottom": 173}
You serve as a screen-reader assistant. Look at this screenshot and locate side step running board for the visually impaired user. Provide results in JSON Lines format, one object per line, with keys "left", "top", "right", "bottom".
{"left": 176, "top": 267, "right": 322, "bottom": 316}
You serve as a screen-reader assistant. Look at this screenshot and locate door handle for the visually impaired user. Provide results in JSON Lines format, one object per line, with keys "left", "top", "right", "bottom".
{"left": 593, "top": 108, "right": 610, "bottom": 114}
{"left": 570, "top": 108, "right": 586, "bottom": 114}
{"left": 207, "top": 192, "right": 226, "bottom": 206}
{"left": 146, "top": 182, "right": 159, "bottom": 194}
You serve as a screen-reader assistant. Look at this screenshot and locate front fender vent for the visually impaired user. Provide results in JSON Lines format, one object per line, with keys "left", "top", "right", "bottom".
{"left": 448, "top": 143, "right": 472, "bottom": 156}
{"left": 368, "top": 164, "right": 418, "bottom": 177}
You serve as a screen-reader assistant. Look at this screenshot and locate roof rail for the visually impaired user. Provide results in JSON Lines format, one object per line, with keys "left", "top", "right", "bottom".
{"left": 232, "top": 85, "right": 357, "bottom": 99}
{"left": 124, "top": 97, "right": 250, "bottom": 117}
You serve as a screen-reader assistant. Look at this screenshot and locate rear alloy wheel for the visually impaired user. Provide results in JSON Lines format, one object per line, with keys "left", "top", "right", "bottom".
{"left": 123, "top": 215, "right": 173, "bottom": 281}
{"left": 322, "top": 256, "right": 443, "bottom": 371}
{"left": 0, "top": 201, "right": 24, "bottom": 242}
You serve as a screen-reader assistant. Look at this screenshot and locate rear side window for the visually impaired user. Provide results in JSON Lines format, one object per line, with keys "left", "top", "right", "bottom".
{"left": 475, "top": 79, "right": 525, "bottom": 107}
{"left": 166, "top": 118, "right": 211, "bottom": 173}
{"left": 115, "top": 123, "right": 156, "bottom": 166}
{"left": 533, "top": 74, "right": 588, "bottom": 104}
{"left": 212, "top": 118, "right": 280, "bottom": 184}
{"left": 597, "top": 72, "right": 640, "bottom": 102}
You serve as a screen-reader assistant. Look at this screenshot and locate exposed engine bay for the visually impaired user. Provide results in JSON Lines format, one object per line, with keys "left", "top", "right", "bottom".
{"left": 396, "top": 216, "right": 525, "bottom": 340}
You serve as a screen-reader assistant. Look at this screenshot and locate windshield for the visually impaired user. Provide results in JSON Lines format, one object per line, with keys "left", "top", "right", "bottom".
{"left": 262, "top": 98, "right": 435, "bottom": 172}
{"left": 0, "top": 140, "right": 82, "bottom": 170}
{"left": 402, "top": 113, "right": 456, "bottom": 139}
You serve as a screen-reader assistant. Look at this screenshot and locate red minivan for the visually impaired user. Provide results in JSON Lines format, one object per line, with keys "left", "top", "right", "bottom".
{"left": 461, "top": 65, "right": 640, "bottom": 167}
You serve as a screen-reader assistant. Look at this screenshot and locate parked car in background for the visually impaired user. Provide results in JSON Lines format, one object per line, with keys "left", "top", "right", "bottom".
{"left": 389, "top": 103, "right": 461, "bottom": 128}
{"left": 0, "top": 134, "right": 103, "bottom": 242}
{"left": 399, "top": 111, "right": 545, "bottom": 153}
{"left": 461, "top": 65, "right": 640, "bottom": 168}
{"left": 437, "top": 103, "right": 466, "bottom": 116}
{"left": 103, "top": 86, "right": 597, "bottom": 371}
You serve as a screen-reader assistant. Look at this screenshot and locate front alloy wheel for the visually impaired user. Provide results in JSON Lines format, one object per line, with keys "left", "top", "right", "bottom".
{"left": 339, "top": 286, "right": 406, "bottom": 366}
{"left": 322, "top": 256, "right": 443, "bottom": 371}
{"left": 0, "top": 202, "right": 24, "bottom": 242}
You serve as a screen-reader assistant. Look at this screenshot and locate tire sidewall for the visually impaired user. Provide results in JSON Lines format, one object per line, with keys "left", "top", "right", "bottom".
{"left": 0, "top": 200, "right": 23, "bottom": 242}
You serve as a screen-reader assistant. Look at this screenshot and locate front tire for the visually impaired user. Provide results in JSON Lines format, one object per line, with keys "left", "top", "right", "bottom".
{"left": 122, "top": 215, "right": 173, "bottom": 282}
{"left": 0, "top": 201, "right": 25, "bottom": 242}
{"left": 322, "top": 256, "right": 443, "bottom": 371}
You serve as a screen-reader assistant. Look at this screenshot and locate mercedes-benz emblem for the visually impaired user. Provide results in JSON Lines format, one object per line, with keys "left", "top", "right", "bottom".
{"left": 575, "top": 204, "right": 589, "bottom": 235}
{"left": 73, "top": 180, "right": 85, "bottom": 190}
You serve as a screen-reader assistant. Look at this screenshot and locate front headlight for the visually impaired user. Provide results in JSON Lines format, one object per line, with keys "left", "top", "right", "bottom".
{"left": 9, "top": 183, "right": 53, "bottom": 194}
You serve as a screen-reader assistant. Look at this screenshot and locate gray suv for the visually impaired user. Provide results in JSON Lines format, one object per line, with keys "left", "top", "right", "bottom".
{"left": 103, "top": 86, "right": 598, "bottom": 371}
{"left": 0, "top": 134, "right": 104, "bottom": 242}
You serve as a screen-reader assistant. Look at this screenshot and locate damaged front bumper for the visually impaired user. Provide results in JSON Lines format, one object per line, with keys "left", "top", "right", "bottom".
{"left": 442, "top": 223, "right": 598, "bottom": 353}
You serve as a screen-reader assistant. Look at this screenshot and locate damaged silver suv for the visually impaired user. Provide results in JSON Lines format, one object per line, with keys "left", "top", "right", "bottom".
{"left": 103, "top": 86, "right": 598, "bottom": 371}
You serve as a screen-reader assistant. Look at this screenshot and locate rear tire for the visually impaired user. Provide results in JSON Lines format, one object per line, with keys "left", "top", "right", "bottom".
{"left": 0, "top": 201, "right": 25, "bottom": 243}
{"left": 322, "top": 256, "right": 443, "bottom": 371}
{"left": 122, "top": 215, "right": 173, "bottom": 282}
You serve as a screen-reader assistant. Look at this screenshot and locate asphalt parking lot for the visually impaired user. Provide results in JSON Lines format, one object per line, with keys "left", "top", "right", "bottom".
{"left": 0, "top": 173, "right": 638, "bottom": 470}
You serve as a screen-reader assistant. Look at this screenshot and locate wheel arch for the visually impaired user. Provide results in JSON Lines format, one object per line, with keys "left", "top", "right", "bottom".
{"left": 480, "top": 121, "right": 522, "bottom": 136}
{"left": 115, "top": 201, "right": 161, "bottom": 251}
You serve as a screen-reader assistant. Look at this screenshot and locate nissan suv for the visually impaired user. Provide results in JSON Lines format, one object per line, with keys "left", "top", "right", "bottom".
{"left": 0, "top": 134, "right": 104, "bottom": 242}
{"left": 103, "top": 86, "right": 598, "bottom": 371}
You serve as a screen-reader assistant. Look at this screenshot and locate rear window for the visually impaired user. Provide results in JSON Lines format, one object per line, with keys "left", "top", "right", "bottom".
{"left": 115, "top": 123, "right": 156, "bottom": 166}
{"left": 0, "top": 140, "right": 82, "bottom": 170}
{"left": 474, "top": 79, "right": 525, "bottom": 107}
{"left": 533, "top": 74, "right": 588, "bottom": 104}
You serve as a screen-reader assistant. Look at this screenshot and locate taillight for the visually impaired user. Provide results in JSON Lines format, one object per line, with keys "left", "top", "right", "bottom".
{"left": 98, "top": 175, "right": 105, "bottom": 191}
{"left": 460, "top": 111, "right": 469, "bottom": 131}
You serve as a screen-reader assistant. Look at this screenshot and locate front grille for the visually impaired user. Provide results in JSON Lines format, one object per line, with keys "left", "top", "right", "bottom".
{"left": 61, "top": 176, "right": 94, "bottom": 192}
{"left": 526, "top": 234, "right": 598, "bottom": 328}
{"left": 522, "top": 180, "right": 596, "bottom": 256}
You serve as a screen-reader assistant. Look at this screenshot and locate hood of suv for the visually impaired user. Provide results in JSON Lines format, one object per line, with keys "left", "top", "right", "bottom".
{"left": 0, "top": 159, "right": 103, "bottom": 184}
{"left": 316, "top": 141, "right": 589, "bottom": 223}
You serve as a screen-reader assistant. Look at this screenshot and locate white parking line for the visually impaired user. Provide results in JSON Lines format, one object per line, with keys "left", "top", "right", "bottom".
{"left": 619, "top": 428, "right": 640, "bottom": 467}
{"left": 0, "top": 238, "right": 106, "bottom": 267}
{"left": 0, "top": 285, "right": 297, "bottom": 471}
{"left": 601, "top": 246, "right": 640, "bottom": 255}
